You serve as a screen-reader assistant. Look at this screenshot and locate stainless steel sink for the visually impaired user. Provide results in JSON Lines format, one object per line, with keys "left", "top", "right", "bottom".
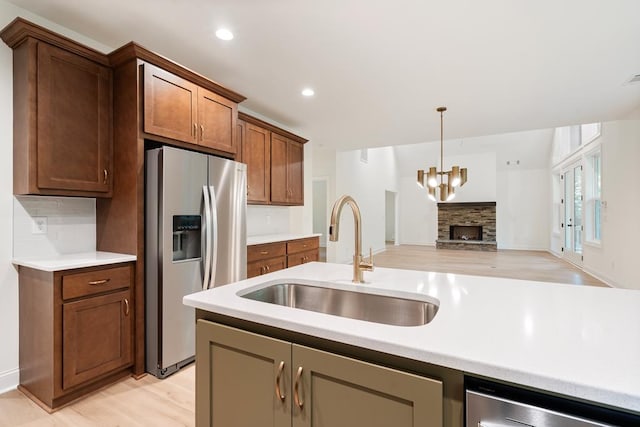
{"left": 240, "top": 282, "right": 439, "bottom": 326}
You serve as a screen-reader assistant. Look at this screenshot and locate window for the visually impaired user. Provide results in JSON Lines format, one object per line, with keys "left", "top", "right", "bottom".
{"left": 585, "top": 151, "right": 602, "bottom": 242}
{"left": 581, "top": 123, "right": 601, "bottom": 146}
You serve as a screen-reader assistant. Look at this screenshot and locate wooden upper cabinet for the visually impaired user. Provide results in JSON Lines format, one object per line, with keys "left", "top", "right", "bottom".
{"left": 143, "top": 63, "right": 237, "bottom": 155}
{"left": 287, "top": 140, "right": 304, "bottom": 205}
{"left": 198, "top": 87, "right": 237, "bottom": 154}
{"left": 238, "top": 113, "right": 307, "bottom": 206}
{"left": 271, "top": 133, "right": 304, "bottom": 206}
{"left": 143, "top": 63, "right": 198, "bottom": 143}
{"left": 9, "top": 38, "right": 113, "bottom": 197}
{"left": 243, "top": 121, "right": 271, "bottom": 204}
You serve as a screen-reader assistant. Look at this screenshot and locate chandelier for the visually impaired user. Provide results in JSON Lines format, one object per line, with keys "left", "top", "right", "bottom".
{"left": 417, "top": 107, "right": 467, "bottom": 201}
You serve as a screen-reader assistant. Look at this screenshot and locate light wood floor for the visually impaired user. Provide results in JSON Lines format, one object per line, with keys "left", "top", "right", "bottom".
{"left": 0, "top": 367, "right": 195, "bottom": 427}
{"left": 0, "top": 245, "right": 606, "bottom": 426}
{"left": 375, "top": 245, "right": 607, "bottom": 287}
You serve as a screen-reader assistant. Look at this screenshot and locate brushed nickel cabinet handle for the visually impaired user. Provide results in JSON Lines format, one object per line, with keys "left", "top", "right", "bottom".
{"left": 260, "top": 251, "right": 269, "bottom": 255}
{"left": 103, "top": 169, "right": 108, "bottom": 184}
{"left": 193, "top": 123, "right": 197, "bottom": 137}
{"left": 124, "top": 298, "right": 130, "bottom": 316}
{"left": 88, "top": 279, "right": 110, "bottom": 285}
{"left": 200, "top": 124, "right": 204, "bottom": 140}
{"left": 294, "top": 366, "right": 304, "bottom": 408}
{"left": 275, "top": 360, "right": 285, "bottom": 401}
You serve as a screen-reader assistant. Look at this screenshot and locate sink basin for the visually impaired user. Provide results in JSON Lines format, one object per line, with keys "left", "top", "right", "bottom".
{"left": 240, "top": 281, "right": 439, "bottom": 326}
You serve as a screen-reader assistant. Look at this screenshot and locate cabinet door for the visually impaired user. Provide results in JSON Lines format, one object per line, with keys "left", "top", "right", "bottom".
{"left": 247, "top": 256, "right": 287, "bottom": 278}
{"left": 244, "top": 123, "right": 271, "bottom": 204}
{"left": 270, "top": 133, "right": 289, "bottom": 204}
{"left": 287, "top": 141, "right": 304, "bottom": 205}
{"left": 62, "top": 289, "right": 132, "bottom": 389}
{"left": 196, "top": 320, "right": 291, "bottom": 427}
{"left": 235, "top": 119, "right": 245, "bottom": 163}
{"left": 36, "top": 42, "right": 112, "bottom": 194}
{"left": 197, "top": 87, "right": 237, "bottom": 154}
{"left": 292, "top": 344, "right": 443, "bottom": 427}
{"left": 143, "top": 63, "right": 197, "bottom": 143}
{"left": 287, "top": 249, "right": 319, "bottom": 268}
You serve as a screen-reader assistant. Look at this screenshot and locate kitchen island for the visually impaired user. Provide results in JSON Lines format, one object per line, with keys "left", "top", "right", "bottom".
{"left": 184, "top": 262, "right": 640, "bottom": 426}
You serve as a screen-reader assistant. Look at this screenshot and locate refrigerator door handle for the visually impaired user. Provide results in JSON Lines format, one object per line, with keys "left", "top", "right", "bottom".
{"left": 202, "top": 185, "right": 213, "bottom": 290}
{"left": 207, "top": 185, "right": 219, "bottom": 289}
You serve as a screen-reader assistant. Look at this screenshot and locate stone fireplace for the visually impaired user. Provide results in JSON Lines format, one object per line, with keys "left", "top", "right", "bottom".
{"left": 436, "top": 202, "right": 497, "bottom": 251}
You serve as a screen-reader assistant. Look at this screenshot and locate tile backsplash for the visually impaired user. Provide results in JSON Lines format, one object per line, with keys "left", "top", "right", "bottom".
{"left": 13, "top": 195, "right": 96, "bottom": 258}
{"left": 247, "top": 205, "right": 290, "bottom": 236}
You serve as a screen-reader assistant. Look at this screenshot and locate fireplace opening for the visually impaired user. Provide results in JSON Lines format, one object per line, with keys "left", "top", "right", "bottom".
{"left": 450, "top": 225, "right": 482, "bottom": 241}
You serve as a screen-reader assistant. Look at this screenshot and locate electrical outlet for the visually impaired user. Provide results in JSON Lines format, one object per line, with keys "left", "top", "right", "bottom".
{"left": 32, "top": 216, "right": 48, "bottom": 234}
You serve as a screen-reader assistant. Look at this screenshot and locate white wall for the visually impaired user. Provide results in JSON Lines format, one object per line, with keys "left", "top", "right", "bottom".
{"left": 0, "top": 7, "right": 17, "bottom": 391}
{"left": 581, "top": 119, "right": 640, "bottom": 289}
{"left": 496, "top": 169, "right": 550, "bottom": 250}
{"left": 0, "top": 0, "right": 114, "bottom": 393}
{"left": 332, "top": 147, "right": 398, "bottom": 265}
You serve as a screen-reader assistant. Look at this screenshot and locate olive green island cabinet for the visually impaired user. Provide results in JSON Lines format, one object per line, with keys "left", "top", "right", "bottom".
{"left": 196, "top": 319, "right": 463, "bottom": 427}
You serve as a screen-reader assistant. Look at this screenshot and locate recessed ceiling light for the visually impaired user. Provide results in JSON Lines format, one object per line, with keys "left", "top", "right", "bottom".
{"left": 301, "top": 88, "right": 315, "bottom": 97}
{"left": 215, "top": 28, "right": 234, "bottom": 41}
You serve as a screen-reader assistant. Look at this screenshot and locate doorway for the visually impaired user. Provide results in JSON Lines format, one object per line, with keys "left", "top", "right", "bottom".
{"left": 313, "top": 179, "right": 328, "bottom": 259}
{"left": 385, "top": 190, "right": 397, "bottom": 246}
{"left": 562, "top": 162, "right": 583, "bottom": 266}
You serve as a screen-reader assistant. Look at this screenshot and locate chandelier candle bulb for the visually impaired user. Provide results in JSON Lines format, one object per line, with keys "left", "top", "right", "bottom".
{"left": 427, "top": 167, "right": 438, "bottom": 188}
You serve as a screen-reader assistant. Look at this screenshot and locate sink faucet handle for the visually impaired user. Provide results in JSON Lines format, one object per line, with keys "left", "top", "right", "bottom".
{"left": 360, "top": 247, "right": 374, "bottom": 272}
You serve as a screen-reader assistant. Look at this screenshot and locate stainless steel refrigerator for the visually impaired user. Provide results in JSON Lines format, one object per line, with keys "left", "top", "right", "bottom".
{"left": 145, "top": 146, "right": 247, "bottom": 378}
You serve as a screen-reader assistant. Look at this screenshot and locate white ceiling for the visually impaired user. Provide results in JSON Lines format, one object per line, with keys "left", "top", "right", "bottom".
{"left": 6, "top": 0, "right": 640, "bottom": 150}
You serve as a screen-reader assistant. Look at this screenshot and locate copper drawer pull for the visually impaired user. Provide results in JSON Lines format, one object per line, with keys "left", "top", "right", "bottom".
{"left": 294, "top": 366, "right": 304, "bottom": 408}
{"left": 260, "top": 251, "right": 269, "bottom": 255}
{"left": 124, "top": 298, "right": 130, "bottom": 316}
{"left": 275, "top": 361, "right": 285, "bottom": 401}
{"left": 88, "top": 279, "right": 110, "bottom": 286}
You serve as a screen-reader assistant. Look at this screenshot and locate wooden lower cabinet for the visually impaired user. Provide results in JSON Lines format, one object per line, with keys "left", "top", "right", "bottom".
{"left": 62, "top": 289, "right": 132, "bottom": 389}
{"left": 18, "top": 263, "right": 134, "bottom": 410}
{"left": 247, "top": 237, "right": 321, "bottom": 278}
{"left": 196, "top": 321, "right": 443, "bottom": 427}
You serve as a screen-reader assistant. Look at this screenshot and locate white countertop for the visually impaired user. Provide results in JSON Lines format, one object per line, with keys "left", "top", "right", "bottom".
{"left": 13, "top": 251, "right": 137, "bottom": 271}
{"left": 184, "top": 262, "right": 640, "bottom": 413}
{"left": 247, "top": 233, "right": 322, "bottom": 245}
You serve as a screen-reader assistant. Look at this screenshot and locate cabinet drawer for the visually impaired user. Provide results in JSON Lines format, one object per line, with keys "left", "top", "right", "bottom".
{"left": 247, "top": 242, "right": 286, "bottom": 263}
{"left": 247, "top": 256, "right": 287, "bottom": 278}
{"left": 287, "top": 237, "right": 319, "bottom": 254}
{"left": 287, "top": 249, "right": 319, "bottom": 268}
{"left": 62, "top": 265, "right": 132, "bottom": 300}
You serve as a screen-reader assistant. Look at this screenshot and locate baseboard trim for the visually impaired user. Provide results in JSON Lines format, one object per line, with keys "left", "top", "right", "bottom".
{"left": 582, "top": 266, "right": 617, "bottom": 288}
{"left": 547, "top": 250, "right": 616, "bottom": 288}
{"left": 0, "top": 368, "right": 19, "bottom": 395}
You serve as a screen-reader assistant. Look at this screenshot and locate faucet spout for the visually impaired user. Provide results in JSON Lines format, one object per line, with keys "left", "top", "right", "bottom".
{"left": 328, "top": 195, "right": 374, "bottom": 283}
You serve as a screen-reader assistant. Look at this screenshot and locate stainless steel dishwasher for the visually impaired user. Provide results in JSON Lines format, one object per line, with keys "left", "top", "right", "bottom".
{"left": 466, "top": 377, "right": 640, "bottom": 427}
